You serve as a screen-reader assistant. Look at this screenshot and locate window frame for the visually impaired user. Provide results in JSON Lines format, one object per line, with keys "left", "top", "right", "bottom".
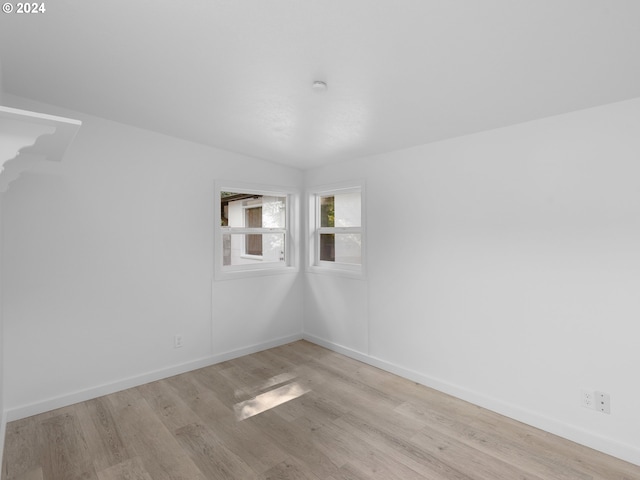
{"left": 215, "top": 181, "right": 298, "bottom": 280}
{"left": 307, "top": 181, "right": 366, "bottom": 278}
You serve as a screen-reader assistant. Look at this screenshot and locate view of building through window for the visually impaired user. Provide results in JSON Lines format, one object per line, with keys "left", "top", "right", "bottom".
{"left": 220, "top": 192, "right": 286, "bottom": 267}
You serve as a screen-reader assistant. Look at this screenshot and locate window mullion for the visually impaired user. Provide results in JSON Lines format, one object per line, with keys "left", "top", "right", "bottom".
{"left": 223, "top": 227, "right": 286, "bottom": 234}
{"left": 317, "top": 227, "right": 361, "bottom": 234}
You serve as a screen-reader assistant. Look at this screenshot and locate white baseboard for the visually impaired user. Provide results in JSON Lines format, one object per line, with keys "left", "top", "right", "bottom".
{"left": 5, "top": 333, "right": 303, "bottom": 422}
{"left": 303, "top": 333, "right": 640, "bottom": 467}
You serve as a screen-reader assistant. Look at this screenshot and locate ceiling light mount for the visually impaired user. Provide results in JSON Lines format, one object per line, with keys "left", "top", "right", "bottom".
{"left": 312, "top": 81, "right": 328, "bottom": 92}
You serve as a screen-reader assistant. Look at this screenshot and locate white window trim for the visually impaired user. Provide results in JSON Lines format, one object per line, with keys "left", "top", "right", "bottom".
{"left": 307, "top": 181, "right": 366, "bottom": 279}
{"left": 215, "top": 181, "right": 299, "bottom": 281}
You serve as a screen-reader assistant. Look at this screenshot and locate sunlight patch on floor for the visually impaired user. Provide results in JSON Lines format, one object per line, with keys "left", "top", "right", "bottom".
{"left": 234, "top": 371, "right": 298, "bottom": 398}
{"left": 234, "top": 381, "right": 311, "bottom": 421}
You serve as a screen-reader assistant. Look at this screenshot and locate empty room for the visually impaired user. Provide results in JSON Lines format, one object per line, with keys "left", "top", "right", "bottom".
{"left": 1, "top": 1, "right": 639, "bottom": 479}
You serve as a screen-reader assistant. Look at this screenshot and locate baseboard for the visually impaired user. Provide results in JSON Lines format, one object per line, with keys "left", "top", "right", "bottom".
{"left": 303, "top": 333, "right": 640, "bottom": 467}
{"left": 5, "top": 333, "right": 303, "bottom": 422}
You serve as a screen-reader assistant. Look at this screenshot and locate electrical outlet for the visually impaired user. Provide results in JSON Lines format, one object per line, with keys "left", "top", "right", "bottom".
{"left": 581, "top": 390, "right": 595, "bottom": 409}
{"left": 174, "top": 335, "right": 183, "bottom": 348}
{"left": 595, "top": 391, "right": 611, "bottom": 414}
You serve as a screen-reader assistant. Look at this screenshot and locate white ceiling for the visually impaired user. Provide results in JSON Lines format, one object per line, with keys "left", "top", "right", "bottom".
{"left": 1, "top": 0, "right": 640, "bottom": 169}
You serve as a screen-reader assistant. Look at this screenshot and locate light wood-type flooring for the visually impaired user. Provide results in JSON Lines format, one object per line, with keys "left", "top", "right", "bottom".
{"left": 2, "top": 340, "right": 639, "bottom": 479}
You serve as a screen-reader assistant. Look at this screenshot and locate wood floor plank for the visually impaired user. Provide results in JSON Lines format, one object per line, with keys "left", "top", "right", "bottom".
{"left": 139, "top": 378, "right": 261, "bottom": 477}
{"left": 76, "top": 398, "right": 132, "bottom": 473}
{"left": 2, "top": 417, "right": 41, "bottom": 480}
{"left": 191, "top": 364, "right": 244, "bottom": 408}
{"left": 302, "top": 417, "right": 431, "bottom": 480}
{"left": 275, "top": 387, "right": 349, "bottom": 426}
{"left": 248, "top": 410, "right": 340, "bottom": 479}
{"left": 219, "top": 363, "right": 266, "bottom": 399}
{"left": 106, "top": 389, "right": 207, "bottom": 480}
{"left": 165, "top": 372, "right": 236, "bottom": 424}
{"left": 398, "top": 400, "right": 580, "bottom": 479}
{"left": 326, "top": 463, "right": 372, "bottom": 480}
{"left": 334, "top": 411, "right": 473, "bottom": 480}
{"left": 12, "top": 468, "right": 42, "bottom": 480}
{"left": 304, "top": 357, "right": 401, "bottom": 411}
{"left": 265, "top": 342, "right": 326, "bottom": 367}
{"left": 396, "top": 399, "right": 633, "bottom": 480}
{"left": 250, "top": 349, "right": 302, "bottom": 377}
{"left": 136, "top": 379, "right": 203, "bottom": 432}
{"left": 3, "top": 341, "right": 639, "bottom": 480}
{"left": 410, "top": 426, "right": 545, "bottom": 480}
{"left": 333, "top": 461, "right": 426, "bottom": 480}
{"left": 174, "top": 423, "right": 259, "bottom": 479}
{"left": 225, "top": 354, "right": 284, "bottom": 384}
{"left": 261, "top": 457, "right": 323, "bottom": 480}
{"left": 167, "top": 372, "right": 289, "bottom": 474}
{"left": 95, "top": 457, "right": 152, "bottom": 480}
{"left": 40, "top": 412, "right": 99, "bottom": 480}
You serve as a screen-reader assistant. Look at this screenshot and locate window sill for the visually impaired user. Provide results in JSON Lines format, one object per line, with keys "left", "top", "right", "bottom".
{"left": 215, "top": 265, "right": 298, "bottom": 281}
{"left": 306, "top": 264, "right": 365, "bottom": 280}
{"left": 240, "top": 255, "right": 263, "bottom": 261}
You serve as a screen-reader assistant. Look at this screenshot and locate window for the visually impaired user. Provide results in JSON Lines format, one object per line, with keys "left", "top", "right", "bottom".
{"left": 216, "top": 183, "right": 296, "bottom": 279}
{"left": 309, "top": 183, "right": 364, "bottom": 275}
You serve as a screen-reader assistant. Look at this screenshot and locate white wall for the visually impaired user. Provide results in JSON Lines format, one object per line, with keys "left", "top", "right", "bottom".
{"left": 304, "top": 97, "right": 640, "bottom": 465}
{"left": 1, "top": 94, "right": 304, "bottom": 418}
{"left": 0, "top": 58, "right": 6, "bottom": 465}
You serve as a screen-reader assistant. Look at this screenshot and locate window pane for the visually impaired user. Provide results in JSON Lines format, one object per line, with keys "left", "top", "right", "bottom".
{"left": 262, "top": 196, "right": 286, "bottom": 228}
{"left": 319, "top": 234, "right": 335, "bottom": 261}
{"left": 223, "top": 233, "right": 285, "bottom": 266}
{"left": 263, "top": 233, "right": 286, "bottom": 262}
{"left": 245, "top": 207, "right": 263, "bottom": 255}
{"left": 245, "top": 234, "right": 262, "bottom": 256}
{"left": 334, "top": 192, "right": 361, "bottom": 227}
{"left": 245, "top": 207, "right": 262, "bottom": 228}
{"left": 320, "top": 196, "right": 334, "bottom": 227}
{"left": 221, "top": 193, "right": 286, "bottom": 229}
{"left": 335, "top": 233, "right": 361, "bottom": 265}
{"left": 320, "top": 233, "right": 361, "bottom": 265}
